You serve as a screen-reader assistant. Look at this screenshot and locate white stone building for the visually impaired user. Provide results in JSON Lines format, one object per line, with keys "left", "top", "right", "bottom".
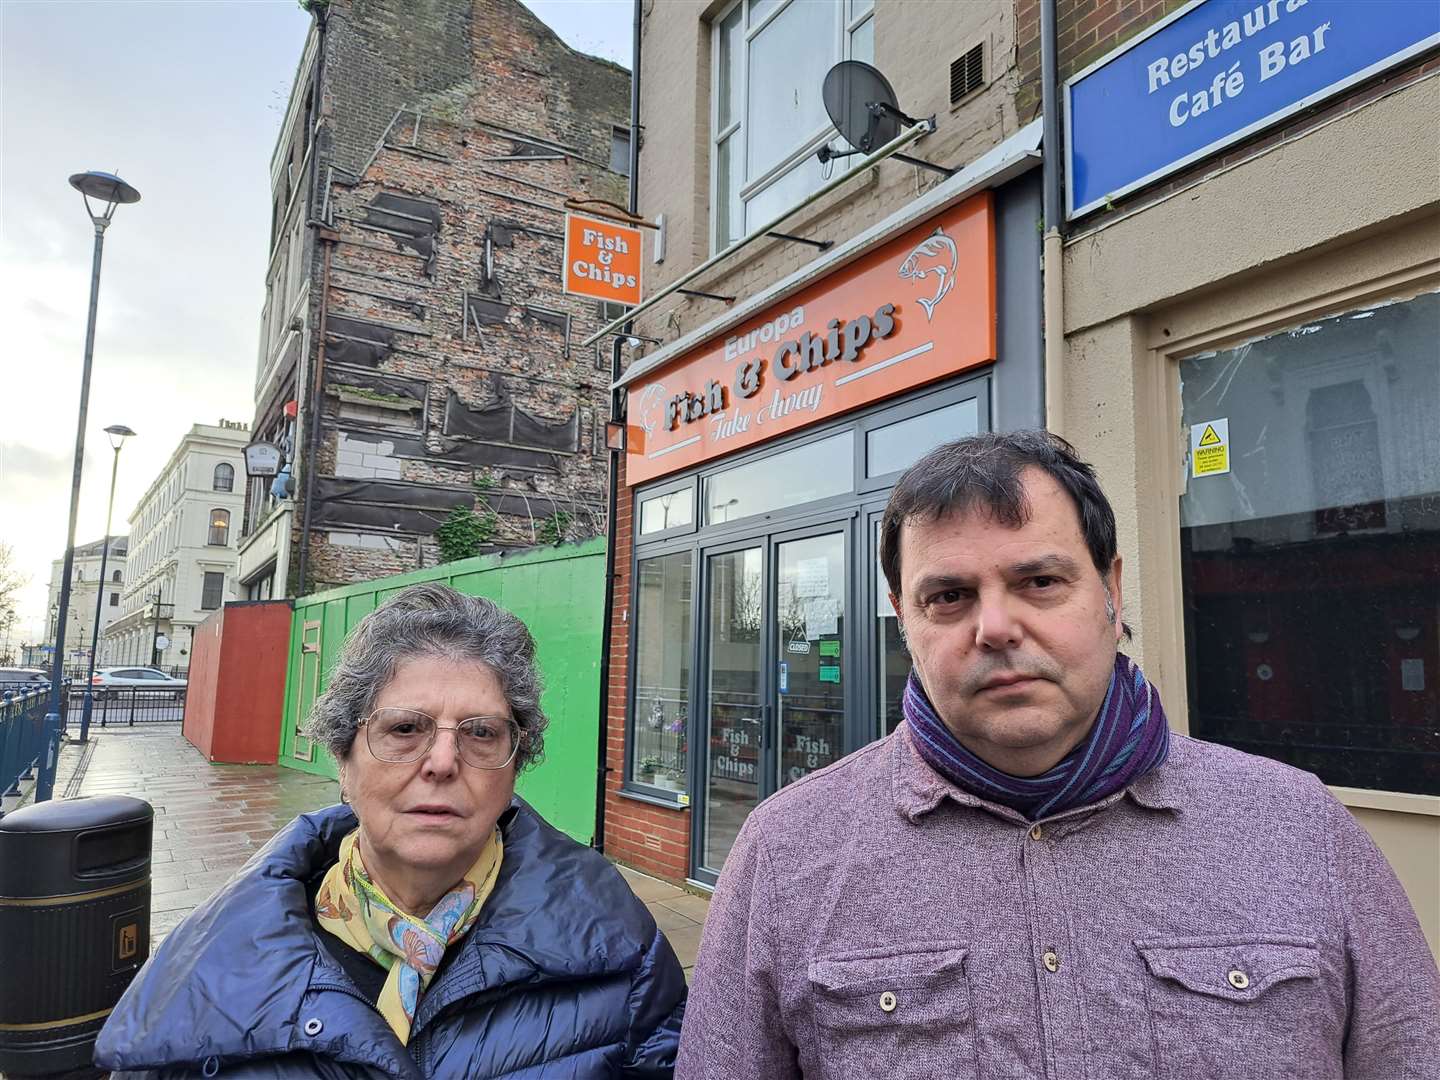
{"left": 43, "top": 535, "right": 129, "bottom": 670}
{"left": 102, "top": 421, "right": 250, "bottom": 668}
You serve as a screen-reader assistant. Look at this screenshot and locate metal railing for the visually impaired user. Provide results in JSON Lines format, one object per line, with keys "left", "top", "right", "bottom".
{"left": 75, "top": 686, "right": 187, "bottom": 727}
{"left": 1, "top": 688, "right": 53, "bottom": 813}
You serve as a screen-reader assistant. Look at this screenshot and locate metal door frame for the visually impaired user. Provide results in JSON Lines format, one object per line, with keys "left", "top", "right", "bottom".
{"left": 689, "top": 510, "right": 857, "bottom": 886}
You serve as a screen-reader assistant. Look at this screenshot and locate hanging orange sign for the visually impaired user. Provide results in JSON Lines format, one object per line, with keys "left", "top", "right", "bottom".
{"left": 563, "top": 212, "right": 642, "bottom": 305}
{"left": 625, "top": 191, "right": 995, "bottom": 485}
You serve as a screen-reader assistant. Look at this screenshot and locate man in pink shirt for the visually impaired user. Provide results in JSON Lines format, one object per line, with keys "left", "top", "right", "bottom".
{"left": 678, "top": 430, "right": 1438, "bottom": 1080}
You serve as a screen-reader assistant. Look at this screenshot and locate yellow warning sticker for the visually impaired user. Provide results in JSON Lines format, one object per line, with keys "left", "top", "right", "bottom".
{"left": 1190, "top": 418, "right": 1229, "bottom": 477}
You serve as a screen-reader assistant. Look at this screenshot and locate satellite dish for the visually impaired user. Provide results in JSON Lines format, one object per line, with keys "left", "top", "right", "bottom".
{"left": 823, "top": 61, "right": 902, "bottom": 154}
{"left": 817, "top": 61, "right": 954, "bottom": 178}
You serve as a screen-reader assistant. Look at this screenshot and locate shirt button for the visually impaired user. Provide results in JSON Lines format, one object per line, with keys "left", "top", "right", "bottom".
{"left": 1042, "top": 950, "right": 1060, "bottom": 973}
{"left": 1228, "top": 969, "right": 1250, "bottom": 989}
{"left": 879, "top": 991, "right": 898, "bottom": 1012}
{"left": 1029, "top": 824, "right": 1044, "bottom": 840}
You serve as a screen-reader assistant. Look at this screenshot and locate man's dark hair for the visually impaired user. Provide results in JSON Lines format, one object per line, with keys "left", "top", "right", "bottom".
{"left": 880, "top": 429, "right": 1121, "bottom": 603}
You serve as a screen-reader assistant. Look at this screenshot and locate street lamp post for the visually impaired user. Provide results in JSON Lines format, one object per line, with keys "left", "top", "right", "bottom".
{"left": 38, "top": 171, "right": 141, "bottom": 804}
{"left": 79, "top": 424, "right": 136, "bottom": 742}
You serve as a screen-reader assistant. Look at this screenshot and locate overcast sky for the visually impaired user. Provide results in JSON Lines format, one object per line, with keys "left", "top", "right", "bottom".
{"left": 0, "top": 0, "right": 631, "bottom": 648}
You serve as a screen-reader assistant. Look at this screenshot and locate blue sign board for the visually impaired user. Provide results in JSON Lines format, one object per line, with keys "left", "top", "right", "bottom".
{"left": 1065, "top": 0, "right": 1440, "bottom": 218}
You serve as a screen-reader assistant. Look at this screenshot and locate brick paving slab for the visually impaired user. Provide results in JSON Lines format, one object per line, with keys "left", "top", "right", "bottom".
{"left": 46, "top": 727, "right": 712, "bottom": 973}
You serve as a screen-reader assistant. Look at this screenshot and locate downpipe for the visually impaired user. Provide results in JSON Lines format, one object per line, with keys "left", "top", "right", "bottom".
{"left": 1041, "top": 0, "right": 1066, "bottom": 435}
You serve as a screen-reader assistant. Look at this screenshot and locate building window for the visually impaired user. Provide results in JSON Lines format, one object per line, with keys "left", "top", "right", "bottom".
{"left": 109, "top": 592, "right": 119, "bottom": 607}
{"left": 629, "top": 551, "right": 693, "bottom": 796}
{"left": 112, "top": 569, "right": 122, "bottom": 582}
{"left": 1179, "top": 290, "right": 1440, "bottom": 796}
{"left": 711, "top": 0, "right": 874, "bottom": 251}
{"left": 201, "top": 572, "right": 225, "bottom": 610}
{"left": 703, "top": 430, "right": 854, "bottom": 525}
{"left": 208, "top": 509, "right": 231, "bottom": 547}
{"left": 213, "top": 462, "right": 235, "bottom": 492}
{"left": 639, "top": 486, "right": 695, "bottom": 536}
{"left": 610, "top": 126, "right": 631, "bottom": 176}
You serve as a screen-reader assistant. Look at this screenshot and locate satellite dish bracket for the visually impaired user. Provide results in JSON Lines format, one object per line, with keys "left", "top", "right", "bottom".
{"left": 817, "top": 113, "right": 953, "bottom": 178}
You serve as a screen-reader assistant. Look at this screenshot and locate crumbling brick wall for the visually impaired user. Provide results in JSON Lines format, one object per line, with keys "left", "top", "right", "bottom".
{"left": 294, "top": 0, "right": 630, "bottom": 592}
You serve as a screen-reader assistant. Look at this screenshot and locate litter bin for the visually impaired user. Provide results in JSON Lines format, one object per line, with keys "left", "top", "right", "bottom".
{"left": 0, "top": 795, "right": 152, "bottom": 1077}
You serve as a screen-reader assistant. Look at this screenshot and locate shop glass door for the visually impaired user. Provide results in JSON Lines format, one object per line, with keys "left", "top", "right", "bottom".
{"left": 701, "top": 545, "right": 766, "bottom": 872}
{"left": 869, "top": 514, "right": 911, "bottom": 738}
{"left": 774, "top": 531, "right": 847, "bottom": 787}
{"left": 697, "top": 524, "right": 850, "bottom": 879}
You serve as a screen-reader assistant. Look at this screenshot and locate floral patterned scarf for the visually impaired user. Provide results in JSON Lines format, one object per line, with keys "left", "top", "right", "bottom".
{"left": 315, "top": 828, "right": 502, "bottom": 1044}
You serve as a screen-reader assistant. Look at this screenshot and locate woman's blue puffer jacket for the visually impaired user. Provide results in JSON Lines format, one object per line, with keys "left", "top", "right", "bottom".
{"left": 94, "top": 800, "right": 686, "bottom": 1078}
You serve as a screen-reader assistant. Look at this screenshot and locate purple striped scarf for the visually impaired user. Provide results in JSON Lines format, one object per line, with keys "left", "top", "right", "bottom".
{"left": 904, "top": 653, "right": 1170, "bottom": 820}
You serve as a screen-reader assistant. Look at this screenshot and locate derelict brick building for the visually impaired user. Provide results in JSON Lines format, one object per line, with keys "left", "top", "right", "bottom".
{"left": 239, "top": 0, "right": 632, "bottom": 598}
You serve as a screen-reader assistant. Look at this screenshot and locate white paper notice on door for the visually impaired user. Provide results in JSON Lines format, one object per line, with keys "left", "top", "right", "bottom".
{"left": 796, "top": 557, "right": 830, "bottom": 598}
{"left": 804, "top": 598, "right": 839, "bottom": 639}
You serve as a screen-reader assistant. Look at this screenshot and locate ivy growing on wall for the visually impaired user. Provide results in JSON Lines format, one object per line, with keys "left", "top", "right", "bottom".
{"left": 537, "top": 511, "right": 573, "bottom": 546}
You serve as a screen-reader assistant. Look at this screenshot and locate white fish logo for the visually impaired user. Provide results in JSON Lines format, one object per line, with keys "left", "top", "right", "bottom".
{"left": 636, "top": 383, "right": 666, "bottom": 436}
{"left": 898, "top": 227, "right": 958, "bottom": 321}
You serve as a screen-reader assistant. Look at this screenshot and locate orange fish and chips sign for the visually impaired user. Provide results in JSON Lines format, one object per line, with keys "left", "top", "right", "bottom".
{"left": 625, "top": 191, "right": 995, "bottom": 485}
{"left": 563, "top": 212, "right": 643, "bottom": 306}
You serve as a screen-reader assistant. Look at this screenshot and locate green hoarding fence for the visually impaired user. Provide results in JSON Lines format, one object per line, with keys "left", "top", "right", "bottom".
{"left": 278, "top": 538, "right": 606, "bottom": 845}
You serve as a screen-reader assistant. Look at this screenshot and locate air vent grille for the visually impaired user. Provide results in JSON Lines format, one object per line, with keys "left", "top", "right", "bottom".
{"left": 950, "top": 43, "right": 985, "bottom": 105}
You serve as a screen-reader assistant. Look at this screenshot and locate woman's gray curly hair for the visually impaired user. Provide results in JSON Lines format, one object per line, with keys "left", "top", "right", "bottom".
{"left": 305, "top": 582, "right": 547, "bottom": 771}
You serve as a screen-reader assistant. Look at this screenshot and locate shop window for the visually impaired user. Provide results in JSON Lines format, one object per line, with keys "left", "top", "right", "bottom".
{"left": 865, "top": 398, "right": 979, "bottom": 479}
{"left": 1179, "top": 290, "right": 1440, "bottom": 796}
{"left": 703, "top": 430, "right": 853, "bottom": 525}
{"left": 629, "top": 551, "right": 693, "bottom": 797}
{"left": 711, "top": 0, "right": 874, "bottom": 251}
{"left": 208, "top": 509, "right": 231, "bottom": 547}
{"left": 213, "top": 463, "right": 234, "bottom": 492}
{"left": 639, "top": 486, "right": 695, "bottom": 537}
{"left": 201, "top": 572, "right": 225, "bottom": 611}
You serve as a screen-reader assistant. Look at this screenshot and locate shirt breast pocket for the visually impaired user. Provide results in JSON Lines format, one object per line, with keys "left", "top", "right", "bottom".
{"left": 807, "top": 942, "right": 977, "bottom": 1080}
{"left": 1136, "top": 934, "right": 1327, "bottom": 1080}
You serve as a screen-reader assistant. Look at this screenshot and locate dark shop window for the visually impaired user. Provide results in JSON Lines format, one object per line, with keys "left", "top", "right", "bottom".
{"left": 1179, "top": 290, "right": 1440, "bottom": 795}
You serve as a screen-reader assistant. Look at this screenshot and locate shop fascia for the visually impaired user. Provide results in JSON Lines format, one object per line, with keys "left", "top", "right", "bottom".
{"left": 626, "top": 191, "right": 996, "bottom": 485}
{"left": 663, "top": 302, "right": 899, "bottom": 434}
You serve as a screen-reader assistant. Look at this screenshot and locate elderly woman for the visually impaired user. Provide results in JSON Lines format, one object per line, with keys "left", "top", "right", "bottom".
{"left": 96, "top": 583, "right": 686, "bottom": 1078}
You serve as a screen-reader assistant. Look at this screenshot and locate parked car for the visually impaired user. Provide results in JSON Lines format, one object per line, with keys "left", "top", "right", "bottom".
{"left": 0, "top": 667, "right": 51, "bottom": 694}
{"left": 91, "top": 667, "right": 187, "bottom": 700}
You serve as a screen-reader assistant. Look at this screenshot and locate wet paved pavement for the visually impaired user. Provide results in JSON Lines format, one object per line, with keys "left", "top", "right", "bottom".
{"left": 50, "top": 727, "right": 708, "bottom": 972}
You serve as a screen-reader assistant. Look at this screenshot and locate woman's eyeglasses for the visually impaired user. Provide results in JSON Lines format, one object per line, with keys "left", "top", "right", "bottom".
{"left": 360, "top": 708, "right": 522, "bottom": 769}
